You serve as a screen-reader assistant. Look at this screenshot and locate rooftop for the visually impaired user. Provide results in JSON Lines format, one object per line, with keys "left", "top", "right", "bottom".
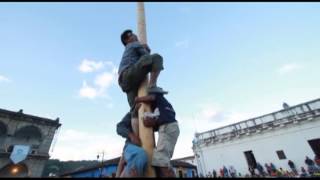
{"left": 0, "top": 108, "right": 61, "bottom": 127}
{"left": 60, "top": 156, "right": 197, "bottom": 176}
{"left": 193, "top": 98, "right": 320, "bottom": 148}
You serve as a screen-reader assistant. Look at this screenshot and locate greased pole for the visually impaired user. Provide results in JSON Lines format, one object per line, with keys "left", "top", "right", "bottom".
{"left": 137, "top": 2, "right": 156, "bottom": 177}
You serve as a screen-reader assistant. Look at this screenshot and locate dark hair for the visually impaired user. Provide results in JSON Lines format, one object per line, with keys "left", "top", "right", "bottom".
{"left": 121, "top": 29, "right": 133, "bottom": 46}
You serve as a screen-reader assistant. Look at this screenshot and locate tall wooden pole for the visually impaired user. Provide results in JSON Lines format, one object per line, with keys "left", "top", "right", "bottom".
{"left": 137, "top": 2, "right": 156, "bottom": 177}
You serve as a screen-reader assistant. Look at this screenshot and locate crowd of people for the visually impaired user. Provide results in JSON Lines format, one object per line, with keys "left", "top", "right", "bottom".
{"left": 199, "top": 155, "right": 320, "bottom": 178}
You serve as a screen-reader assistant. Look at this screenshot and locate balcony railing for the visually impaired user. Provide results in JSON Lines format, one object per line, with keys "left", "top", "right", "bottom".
{"left": 193, "top": 98, "right": 320, "bottom": 148}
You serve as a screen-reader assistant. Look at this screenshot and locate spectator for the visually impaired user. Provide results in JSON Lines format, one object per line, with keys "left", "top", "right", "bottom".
{"left": 256, "top": 162, "right": 265, "bottom": 176}
{"left": 315, "top": 155, "right": 320, "bottom": 167}
{"left": 305, "top": 156, "right": 315, "bottom": 166}
{"left": 265, "top": 163, "right": 271, "bottom": 175}
{"left": 270, "top": 170, "right": 276, "bottom": 177}
{"left": 229, "top": 166, "right": 237, "bottom": 177}
{"left": 223, "top": 166, "right": 229, "bottom": 177}
{"left": 248, "top": 165, "right": 256, "bottom": 177}
{"left": 305, "top": 156, "right": 317, "bottom": 176}
{"left": 212, "top": 169, "right": 217, "bottom": 178}
{"left": 220, "top": 168, "right": 224, "bottom": 177}
{"left": 288, "top": 160, "right": 298, "bottom": 175}
{"left": 279, "top": 167, "right": 286, "bottom": 177}
{"left": 300, "top": 167, "right": 308, "bottom": 177}
{"left": 270, "top": 163, "right": 276, "bottom": 172}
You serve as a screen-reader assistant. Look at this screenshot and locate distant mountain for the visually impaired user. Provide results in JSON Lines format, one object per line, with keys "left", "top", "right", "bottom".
{"left": 42, "top": 159, "right": 99, "bottom": 177}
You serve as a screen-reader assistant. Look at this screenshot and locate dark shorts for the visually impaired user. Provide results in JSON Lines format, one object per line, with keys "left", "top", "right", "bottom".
{"left": 119, "top": 53, "right": 164, "bottom": 108}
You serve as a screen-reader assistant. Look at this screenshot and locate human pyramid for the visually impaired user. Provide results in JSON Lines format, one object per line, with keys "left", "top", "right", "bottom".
{"left": 115, "top": 29, "right": 180, "bottom": 177}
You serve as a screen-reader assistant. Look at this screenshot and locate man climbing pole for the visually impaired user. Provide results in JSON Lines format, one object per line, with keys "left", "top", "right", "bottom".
{"left": 118, "top": 29, "right": 168, "bottom": 109}
{"left": 115, "top": 112, "right": 148, "bottom": 177}
{"left": 136, "top": 93, "right": 180, "bottom": 177}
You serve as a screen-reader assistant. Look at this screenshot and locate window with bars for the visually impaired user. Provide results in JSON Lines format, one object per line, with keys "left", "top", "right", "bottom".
{"left": 276, "top": 150, "right": 287, "bottom": 160}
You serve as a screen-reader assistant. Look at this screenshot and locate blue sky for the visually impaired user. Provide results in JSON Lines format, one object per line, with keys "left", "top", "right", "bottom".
{"left": 0, "top": 2, "right": 319, "bottom": 161}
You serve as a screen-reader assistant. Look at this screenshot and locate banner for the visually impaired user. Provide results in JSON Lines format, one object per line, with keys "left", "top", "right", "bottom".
{"left": 10, "top": 145, "right": 30, "bottom": 164}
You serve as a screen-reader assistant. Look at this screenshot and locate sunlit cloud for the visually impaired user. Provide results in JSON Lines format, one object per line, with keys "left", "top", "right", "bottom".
{"left": 173, "top": 103, "right": 257, "bottom": 159}
{"left": 79, "top": 81, "right": 100, "bottom": 99}
{"left": 77, "top": 60, "right": 118, "bottom": 100}
{"left": 278, "top": 63, "right": 302, "bottom": 74}
{"left": 51, "top": 129, "right": 124, "bottom": 161}
{"left": 0, "top": 75, "right": 10, "bottom": 83}
{"left": 79, "top": 59, "right": 105, "bottom": 73}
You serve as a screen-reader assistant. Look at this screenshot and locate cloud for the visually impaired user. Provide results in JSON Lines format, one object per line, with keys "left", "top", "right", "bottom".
{"left": 79, "top": 59, "right": 105, "bottom": 73}
{"left": 50, "top": 129, "right": 124, "bottom": 161}
{"left": 78, "top": 60, "right": 118, "bottom": 100}
{"left": 198, "top": 104, "right": 225, "bottom": 122}
{"left": 0, "top": 75, "right": 10, "bottom": 83}
{"left": 278, "top": 63, "right": 302, "bottom": 74}
{"left": 79, "top": 81, "right": 100, "bottom": 99}
{"left": 171, "top": 103, "right": 259, "bottom": 159}
{"left": 94, "top": 72, "right": 114, "bottom": 89}
{"left": 175, "top": 40, "right": 190, "bottom": 49}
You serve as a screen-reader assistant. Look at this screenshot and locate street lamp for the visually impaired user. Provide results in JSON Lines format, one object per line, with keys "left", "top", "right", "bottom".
{"left": 97, "top": 151, "right": 105, "bottom": 178}
{"left": 11, "top": 167, "right": 19, "bottom": 174}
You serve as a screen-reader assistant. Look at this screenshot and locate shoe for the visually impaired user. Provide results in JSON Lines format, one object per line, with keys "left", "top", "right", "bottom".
{"left": 147, "top": 86, "right": 168, "bottom": 94}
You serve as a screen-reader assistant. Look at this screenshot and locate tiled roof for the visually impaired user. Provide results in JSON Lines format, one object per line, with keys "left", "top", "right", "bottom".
{"left": 60, "top": 157, "right": 120, "bottom": 176}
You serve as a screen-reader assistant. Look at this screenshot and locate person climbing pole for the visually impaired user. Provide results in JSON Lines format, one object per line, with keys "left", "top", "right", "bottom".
{"left": 118, "top": 29, "right": 168, "bottom": 110}
{"left": 135, "top": 93, "right": 180, "bottom": 177}
{"left": 116, "top": 112, "right": 148, "bottom": 177}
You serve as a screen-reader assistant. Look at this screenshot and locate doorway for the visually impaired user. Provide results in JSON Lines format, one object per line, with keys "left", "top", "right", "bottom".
{"left": 244, "top": 150, "right": 257, "bottom": 168}
{"left": 308, "top": 138, "right": 320, "bottom": 156}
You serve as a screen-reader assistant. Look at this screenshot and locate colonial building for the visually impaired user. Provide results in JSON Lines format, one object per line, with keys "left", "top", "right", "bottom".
{"left": 60, "top": 156, "right": 197, "bottom": 178}
{"left": 0, "top": 108, "right": 61, "bottom": 177}
{"left": 192, "top": 98, "right": 320, "bottom": 176}
{"left": 173, "top": 155, "right": 196, "bottom": 166}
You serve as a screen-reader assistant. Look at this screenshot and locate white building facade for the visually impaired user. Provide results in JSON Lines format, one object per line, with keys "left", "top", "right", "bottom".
{"left": 192, "top": 98, "right": 320, "bottom": 176}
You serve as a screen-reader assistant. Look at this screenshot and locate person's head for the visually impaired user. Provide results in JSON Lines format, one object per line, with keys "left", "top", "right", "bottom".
{"left": 121, "top": 29, "right": 138, "bottom": 46}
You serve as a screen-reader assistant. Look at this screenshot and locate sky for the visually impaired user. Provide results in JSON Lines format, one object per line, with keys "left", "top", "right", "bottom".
{"left": 0, "top": 2, "right": 320, "bottom": 161}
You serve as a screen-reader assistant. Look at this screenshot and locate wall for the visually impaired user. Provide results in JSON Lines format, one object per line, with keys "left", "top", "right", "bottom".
{"left": 71, "top": 165, "right": 117, "bottom": 178}
{"left": 195, "top": 117, "right": 320, "bottom": 176}
{"left": 0, "top": 110, "right": 60, "bottom": 177}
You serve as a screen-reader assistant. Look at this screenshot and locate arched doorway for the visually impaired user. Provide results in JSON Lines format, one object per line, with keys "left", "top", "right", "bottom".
{"left": 12, "top": 125, "right": 42, "bottom": 151}
{"left": 14, "top": 125, "right": 42, "bottom": 141}
{"left": 0, "top": 163, "right": 29, "bottom": 177}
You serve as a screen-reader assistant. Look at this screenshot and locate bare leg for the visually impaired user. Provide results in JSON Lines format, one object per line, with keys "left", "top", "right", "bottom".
{"left": 120, "top": 167, "right": 139, "bottom": 177}
{"left": 119, "top": 169, "right": 126, "bottom": 177}
{"left": 131, "top": 117, "right": 139, "bottom": 136}
{"left": 149, "top": 70, "right": 160, "bottom": 87}
{"left": 116, "top": 156, "right": 125, "bottom": 177}
{"left": 131, "top": 103, "right": 141, "bottom": 137}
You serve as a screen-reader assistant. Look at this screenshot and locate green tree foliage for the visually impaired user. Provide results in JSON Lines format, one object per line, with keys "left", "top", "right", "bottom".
{"left": 42, "top": 159, "right": 99, "bottom": 177}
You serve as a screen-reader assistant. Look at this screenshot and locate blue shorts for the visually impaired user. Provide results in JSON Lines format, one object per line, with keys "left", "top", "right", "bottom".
{"left": 123, "top": 143, "right": 148, "bottom": 176}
